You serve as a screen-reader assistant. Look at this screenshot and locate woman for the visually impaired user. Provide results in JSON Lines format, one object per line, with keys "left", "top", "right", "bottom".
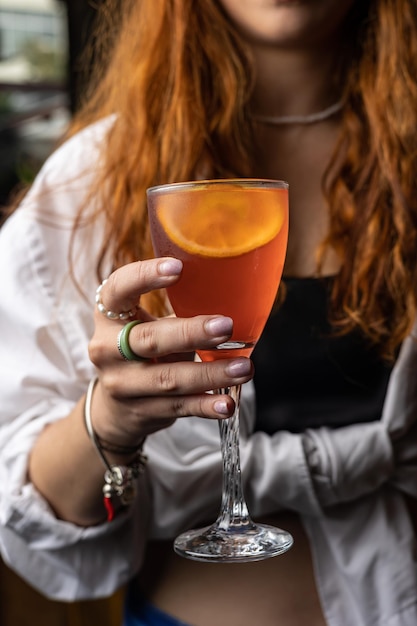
{"left": 1, "top": 0, "right": 417, "bottom": 624}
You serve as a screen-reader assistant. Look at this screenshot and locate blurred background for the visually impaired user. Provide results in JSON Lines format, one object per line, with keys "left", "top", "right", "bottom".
{"left": 0, "top": 1, "right": 126, "bottom": 624}
{"left": 0, "top": 0, "right": 100, "bottom": 208}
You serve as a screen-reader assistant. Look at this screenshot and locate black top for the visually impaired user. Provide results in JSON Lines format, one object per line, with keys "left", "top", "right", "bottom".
{"left": 252, "top": 277, "right": 394, "bottom": 435}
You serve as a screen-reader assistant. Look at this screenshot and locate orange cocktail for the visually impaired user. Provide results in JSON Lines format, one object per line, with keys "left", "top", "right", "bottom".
{"left": 147, "top": 180, "right": 288, "bottom": 360}
{"left": 147, "top": 179, "right": 292, "bottom": 563}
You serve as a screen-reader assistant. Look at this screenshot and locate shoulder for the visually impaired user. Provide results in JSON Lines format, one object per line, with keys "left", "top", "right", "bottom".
{"left": 15, "top": 115, "right": 115, "bottom": 224}
{"left": 41, "top": 115, "right": 115, "bottom": 182}
{"left": 0, "top": 117, "right": 114, "bottom": 305}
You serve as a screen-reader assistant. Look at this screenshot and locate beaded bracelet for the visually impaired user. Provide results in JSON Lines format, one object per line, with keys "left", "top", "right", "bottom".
{"left": 84, "top": 377, "right": 147, "bottom": 521}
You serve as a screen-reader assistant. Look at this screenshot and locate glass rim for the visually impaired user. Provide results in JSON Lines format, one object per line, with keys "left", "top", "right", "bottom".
{"left": 147, "top": 178, "right": 289, "bottom": 196}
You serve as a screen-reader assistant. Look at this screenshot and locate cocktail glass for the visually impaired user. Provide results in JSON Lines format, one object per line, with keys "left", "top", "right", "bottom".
{"left": 146, "top": 179, "right": 293, "bottom": 562}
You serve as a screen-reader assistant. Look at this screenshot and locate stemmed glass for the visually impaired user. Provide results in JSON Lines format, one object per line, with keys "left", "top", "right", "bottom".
{"left": 147, "top": 179, "right": 293, "bottom": 562}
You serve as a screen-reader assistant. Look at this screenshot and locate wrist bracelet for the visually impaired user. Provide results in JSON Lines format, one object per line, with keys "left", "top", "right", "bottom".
{"left": 84, "top": 377, "right": 147, "bottom": 521}
{"left": 95, "top": 434, "right": 143, "bottom": 456}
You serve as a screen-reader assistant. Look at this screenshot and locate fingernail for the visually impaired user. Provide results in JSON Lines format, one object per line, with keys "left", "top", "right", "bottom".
{"left": 158, "top": 258, "right": 183, "bottom": 276}
{"left": 205, "top": 316, "right": 233, "bottom": 337}
{"left": 225, "top": 358, "right": 251, "bottom": 377}
{"left": 214, "top": 400, "right": 231, "bottom": 415}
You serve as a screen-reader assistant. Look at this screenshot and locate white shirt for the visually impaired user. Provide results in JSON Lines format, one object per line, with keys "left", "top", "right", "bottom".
{"left": 0, "top": 118, "right": 416, "bottom": 624}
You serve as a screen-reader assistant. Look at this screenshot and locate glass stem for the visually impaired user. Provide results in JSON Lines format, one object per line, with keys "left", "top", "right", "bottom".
{"left": 215, "top": 385, "right": 254, "bottom": 532}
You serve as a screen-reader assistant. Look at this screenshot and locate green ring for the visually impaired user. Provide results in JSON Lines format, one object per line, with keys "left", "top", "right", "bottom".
{"left": 117, "top": 320, "right": 145, "bottom": 361}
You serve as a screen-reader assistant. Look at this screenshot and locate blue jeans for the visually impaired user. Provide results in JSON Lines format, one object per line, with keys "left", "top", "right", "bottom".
{"left": 123, "top": 589, "right": 192, "bottom": 626}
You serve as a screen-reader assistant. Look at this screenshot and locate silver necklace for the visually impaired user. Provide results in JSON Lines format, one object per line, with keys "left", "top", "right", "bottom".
{"left": 251, "top": 99, "right": 344, "bottom": 126}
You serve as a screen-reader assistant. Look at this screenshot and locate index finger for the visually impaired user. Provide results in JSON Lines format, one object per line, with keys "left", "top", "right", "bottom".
{"left": 97, "top": 258, "right": 183, "bottom": 318}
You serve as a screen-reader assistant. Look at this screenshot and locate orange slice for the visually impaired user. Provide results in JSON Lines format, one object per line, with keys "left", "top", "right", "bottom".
{"left": 157, "top": 188, "right": 285, "bottom": 257}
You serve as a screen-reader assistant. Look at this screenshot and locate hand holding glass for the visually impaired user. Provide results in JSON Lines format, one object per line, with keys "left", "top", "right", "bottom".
{"left": 147, "top": 179, "right": 293, "bottom": 562}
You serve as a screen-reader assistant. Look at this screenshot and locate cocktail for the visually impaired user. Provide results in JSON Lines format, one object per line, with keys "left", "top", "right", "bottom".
{"left": 147, "top": 179, "right": 293, "bottom": 562}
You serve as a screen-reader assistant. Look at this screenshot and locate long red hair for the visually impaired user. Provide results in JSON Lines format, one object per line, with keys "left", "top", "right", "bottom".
{"left": 66, "top": 0, "right": 417, "bottom": 359}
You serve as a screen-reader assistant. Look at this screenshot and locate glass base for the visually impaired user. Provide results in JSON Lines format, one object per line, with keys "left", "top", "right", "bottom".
{"left": 173, "top": 522, "right": 293, "bottom": 563}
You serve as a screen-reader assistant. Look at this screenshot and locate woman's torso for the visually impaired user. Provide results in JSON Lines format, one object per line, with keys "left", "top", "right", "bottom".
{"left": 134, "top": 276, "right": 394, "bottom": 626}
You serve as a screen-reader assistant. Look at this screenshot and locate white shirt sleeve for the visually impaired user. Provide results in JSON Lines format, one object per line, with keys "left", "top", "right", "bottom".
{"left": 0, "top": 119, "right": 148, "bottom": 600}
